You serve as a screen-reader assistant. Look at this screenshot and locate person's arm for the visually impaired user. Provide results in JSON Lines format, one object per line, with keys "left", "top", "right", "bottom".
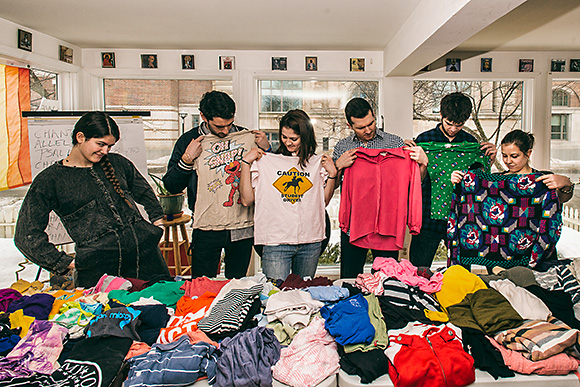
{"left": 450, "top": 170, "right": 465, "bottom": 184}
{"left": 536, "top": 173, "right": 575, "bottom": 203}
{"left": 162, "top": 133, "right": 203, "bottom": 194}
{"left": 239, "top": 148, "right": 265, "bottom": 207}
{"left": 333, "top": 148, "right": 358, "bottom": 190}
{"left": 321, "top": 154, "right": 338, "bottom": 205}
{"left": 404, "top": 145, "right": 428, "bottom": 180}
{"left": 14, "top": 178, "right": 73, "bottom": 275}
{"left": 252, "top": 130, "right": 271, "bottom": 152}
{"left": 480, "top": 142, "right": 497, "bottom": 163}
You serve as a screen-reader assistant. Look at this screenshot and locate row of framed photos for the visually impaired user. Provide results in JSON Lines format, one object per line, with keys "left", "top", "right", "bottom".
{"left": 444, "top": 58, "right": 580, "bottom": 72}
{"left": 19, "top": 28, "right": 75, "bottom": 64}
{"left": 100, "top": 53, "right": 369, "bottom": 71}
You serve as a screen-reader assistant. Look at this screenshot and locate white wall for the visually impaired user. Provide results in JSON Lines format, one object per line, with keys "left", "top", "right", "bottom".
{"left": 81, "top": 48, "right": 385, "bottom": 131}
{"left": 0, "top": 17, "right": 82, "bottom": 110}
{"left": 4, "top": 15, "right": 580, "bottom": 169}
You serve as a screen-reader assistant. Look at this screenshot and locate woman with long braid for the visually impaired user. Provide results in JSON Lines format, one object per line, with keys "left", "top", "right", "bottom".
{"left": 15, "top": 112, "right": 170, "bottom": 287}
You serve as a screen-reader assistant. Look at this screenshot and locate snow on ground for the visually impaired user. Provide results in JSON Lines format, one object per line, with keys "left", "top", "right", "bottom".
{"left": 0, "top": 238, "right": 49, "bottom": 289}
{"left": 1, "top": 226, "right": 579, "bottom": 290}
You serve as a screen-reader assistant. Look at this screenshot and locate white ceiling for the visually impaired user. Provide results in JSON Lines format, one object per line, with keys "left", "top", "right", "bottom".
{"left": 0, "top": 0, "right": 579, "bottom": 61}
{"left": 0, "top": 0, "right": 423, "bottom": 51}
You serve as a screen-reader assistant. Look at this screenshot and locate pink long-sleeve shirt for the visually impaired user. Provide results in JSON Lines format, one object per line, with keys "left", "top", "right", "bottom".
{"left": 339, "top": 147, "right": 422, "bottom": 250}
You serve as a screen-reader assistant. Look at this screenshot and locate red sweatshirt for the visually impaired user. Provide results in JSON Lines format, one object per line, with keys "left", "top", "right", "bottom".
{"left": 339, "top": 147, "right": 422, "bottom": 250}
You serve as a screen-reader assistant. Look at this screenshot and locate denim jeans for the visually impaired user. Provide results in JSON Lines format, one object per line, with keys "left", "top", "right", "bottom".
{"left": 190, "top": 229, "right": 253, "bottom": 279}
{"left": 261, "top": 242, "right": 322, "bottom": 281}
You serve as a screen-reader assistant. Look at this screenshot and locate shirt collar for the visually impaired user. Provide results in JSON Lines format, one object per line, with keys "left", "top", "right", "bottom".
{"left": 350, "top": 130, "right": 383, "bottom": 145}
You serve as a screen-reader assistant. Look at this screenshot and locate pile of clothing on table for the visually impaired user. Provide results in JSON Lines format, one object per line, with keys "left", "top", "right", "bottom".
{"left": 1, "top": 258, "right": 580, "bottom": 387}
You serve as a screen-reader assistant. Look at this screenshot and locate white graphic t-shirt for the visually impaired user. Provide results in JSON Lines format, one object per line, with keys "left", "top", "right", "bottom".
{"left": 193, "top": 131, "right": 254, "bottom": 230}
{"left": 251, "top": 153, "right": 326, "bottom": 245}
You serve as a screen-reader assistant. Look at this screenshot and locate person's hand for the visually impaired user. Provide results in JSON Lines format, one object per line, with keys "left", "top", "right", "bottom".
{"left": 404, "top": 139, "right": 417, "bottom": 147}
{"left": 480, "top": 142, "right": 497, "bottom": 163}
{"left": 182, "top": 136, "right": 204, "bottom": 165}
{"left": 321, "top": 154, "right": 338, "bottom": 178}
{"left": 536, "top": 173, "right": 573, "bottom": 190}
{"left": 252, "top": 130, "right": 270, "bottom": 151}
{"left": 153, "top": 218, "right": 164, "bottom": 227}
{"left": 335, "top": 149, "right": 358, "bottom": 170}
{"left": 243, "top": 148, "right": 265, "bottom": 164}
{"left": 404, "top": 145, "right": 428, "bottom": 167}
{"left": 450, "top": 170, "right": 465, "bottom": 184}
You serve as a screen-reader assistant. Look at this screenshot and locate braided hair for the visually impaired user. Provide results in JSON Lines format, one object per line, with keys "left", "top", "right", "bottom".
{"left": 72, "top": 112, "right": 132, "bottom": 207}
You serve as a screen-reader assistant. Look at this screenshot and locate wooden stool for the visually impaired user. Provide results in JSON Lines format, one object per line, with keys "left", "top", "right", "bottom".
{"left": 159, "top": 214, "right": 191, "bottom": 276}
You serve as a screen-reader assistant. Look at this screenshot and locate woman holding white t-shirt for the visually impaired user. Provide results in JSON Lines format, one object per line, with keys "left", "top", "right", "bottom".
{"left": 239, "top": 109, "right": 337, "bottom": 281}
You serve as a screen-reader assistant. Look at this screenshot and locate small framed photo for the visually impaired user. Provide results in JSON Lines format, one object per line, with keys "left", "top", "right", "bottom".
{"left": 305, "top": 56, "right": 317, "bottom": 71}
{"left": 219, "top": 56, "right": 235, "bottom": 70}
{"left": 101, "top": 52, "right": 115, "bottom": 68}
{"left": 141, "top": 54, "right": 158, "bottom": 69}
{"left": 570, "top": 59, "right": 580, "bottom": 72}
{"left": 350, "top": 58, "right": 365, "bottom": 72}
{"left": 446, "top": 58, "right": 461, "bottom": 72}
{"left": 551, "top": 59, "right": 566, "bottom": 72}
{"left": 18, "top": 29, "right": 32, "bottom": 52}
{"left": 59, "top": 45, "right": 73, "bottom": 64}
{"left": 519, "top": 59, "right": 534, "bottom": 72}
{"left": 272, "top": 57, "right": 287, "bottom": 71}
{"left": 182, "top": 54, "right": 195, "bottom": 70}
{"left": 480, "top": 58, "right": 492, "bottom": 72}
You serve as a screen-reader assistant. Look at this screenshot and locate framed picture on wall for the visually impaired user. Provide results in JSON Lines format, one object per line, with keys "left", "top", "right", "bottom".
{"left": 272, "top": 57, "right": 287, "bottom": 71}
{"left": 18, "top": 29, "right": 32, "bottom": 52}
{"left": 551, "top": 59, "right": 566, "bottom": 72}
{"left": 219, "top": 56, "right": 235, "bottom": 70}
{"left": 350, "top": 58, "right": 365, "bottom": 71}
{"left": 305, "top": 56, "right": 317, "bottom": 71}
{"left": 570, "top": 59, "right": 580, "bottom": 72}
{"left": 481, "top": 58, "right": 492, "bottom": 72}
{"left": 446, "top": 58, "right": 461, "bottom": 72}
{"left": 101, "top": 52, "right": 115, "bottom": 68}
{"left": 59, "top": 45, "right": 73, "bottom": 64}
{"left": 182, "top": 55, "right": 195, "bottom": 70}
{"left": 519, "top": 59, "right": 534, "bottom": 72}
{"left": 141, "top": 54, "right": 158, "bottom": 68}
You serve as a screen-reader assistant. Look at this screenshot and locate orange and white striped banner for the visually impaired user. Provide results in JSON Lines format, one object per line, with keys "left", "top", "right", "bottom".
{"left": 0, "top": 64, "right": 31, "bottom": 191}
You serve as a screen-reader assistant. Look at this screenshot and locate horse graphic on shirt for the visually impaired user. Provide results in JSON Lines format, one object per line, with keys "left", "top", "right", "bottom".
{"left": 282, "top": 176, "right": 303, "bottom": 194}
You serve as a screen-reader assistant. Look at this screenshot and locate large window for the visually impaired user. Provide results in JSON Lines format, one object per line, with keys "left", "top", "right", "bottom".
{"left": 258, "top": 79, "right": 379, "bottom": 268}
{"left": 104, "top": 79, "right": 232, "bottom": 171}
{"left": 413, "top": 80, "right": 523, "bottom": 147}
{"left": 260, "top": 80, "right": 303, "bottom": 113}
{"left": 30, "top": 69, "right": 58, "bottom": 111}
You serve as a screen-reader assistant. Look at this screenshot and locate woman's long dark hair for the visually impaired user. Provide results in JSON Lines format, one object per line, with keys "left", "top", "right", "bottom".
{"left": 276, "top": 109, "right": 316, "bottom": 168}
{"left": 72, "top": 112, "right": 130, "bottom": 205}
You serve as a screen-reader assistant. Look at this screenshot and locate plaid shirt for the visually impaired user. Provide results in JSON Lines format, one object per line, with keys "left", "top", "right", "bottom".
{"left": 332, "top": 130, "right": 404, "bottom": 161}
{"left": 415, "top": 124, "right": 478, "bottom": 233}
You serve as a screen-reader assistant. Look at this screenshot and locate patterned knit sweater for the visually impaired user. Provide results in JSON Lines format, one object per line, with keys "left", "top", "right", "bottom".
{"left": 446, "top": 169, "right": 562, "bottom": 269}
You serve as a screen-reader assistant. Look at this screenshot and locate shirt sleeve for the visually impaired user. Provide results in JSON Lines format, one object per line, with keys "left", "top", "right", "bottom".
{"left": 14, "top": 176, "right": 73, "bottom": 275}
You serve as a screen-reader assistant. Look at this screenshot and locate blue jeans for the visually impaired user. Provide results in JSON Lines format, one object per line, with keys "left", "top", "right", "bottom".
{"left": 261, "top": 242, "right": 322, "bottom": 281}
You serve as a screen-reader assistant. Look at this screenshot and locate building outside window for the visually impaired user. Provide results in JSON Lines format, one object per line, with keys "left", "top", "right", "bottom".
{"left": 551, "top": 114, "right": 569, "bottom": 140}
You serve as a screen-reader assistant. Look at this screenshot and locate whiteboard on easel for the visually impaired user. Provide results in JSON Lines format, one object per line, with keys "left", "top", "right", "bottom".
{"left": 25, "top": 113, "right": 149, "bottom": 245}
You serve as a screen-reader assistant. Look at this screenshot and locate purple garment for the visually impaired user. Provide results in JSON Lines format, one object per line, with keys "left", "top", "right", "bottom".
{"left": 6, "top": 293, "right": 55, "bottom": 320}
{"left": 0, "top": 288, "right": 22, "bottom": 312}
{"left": 0, "top": 320, "right": 68, "bottom": 380}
